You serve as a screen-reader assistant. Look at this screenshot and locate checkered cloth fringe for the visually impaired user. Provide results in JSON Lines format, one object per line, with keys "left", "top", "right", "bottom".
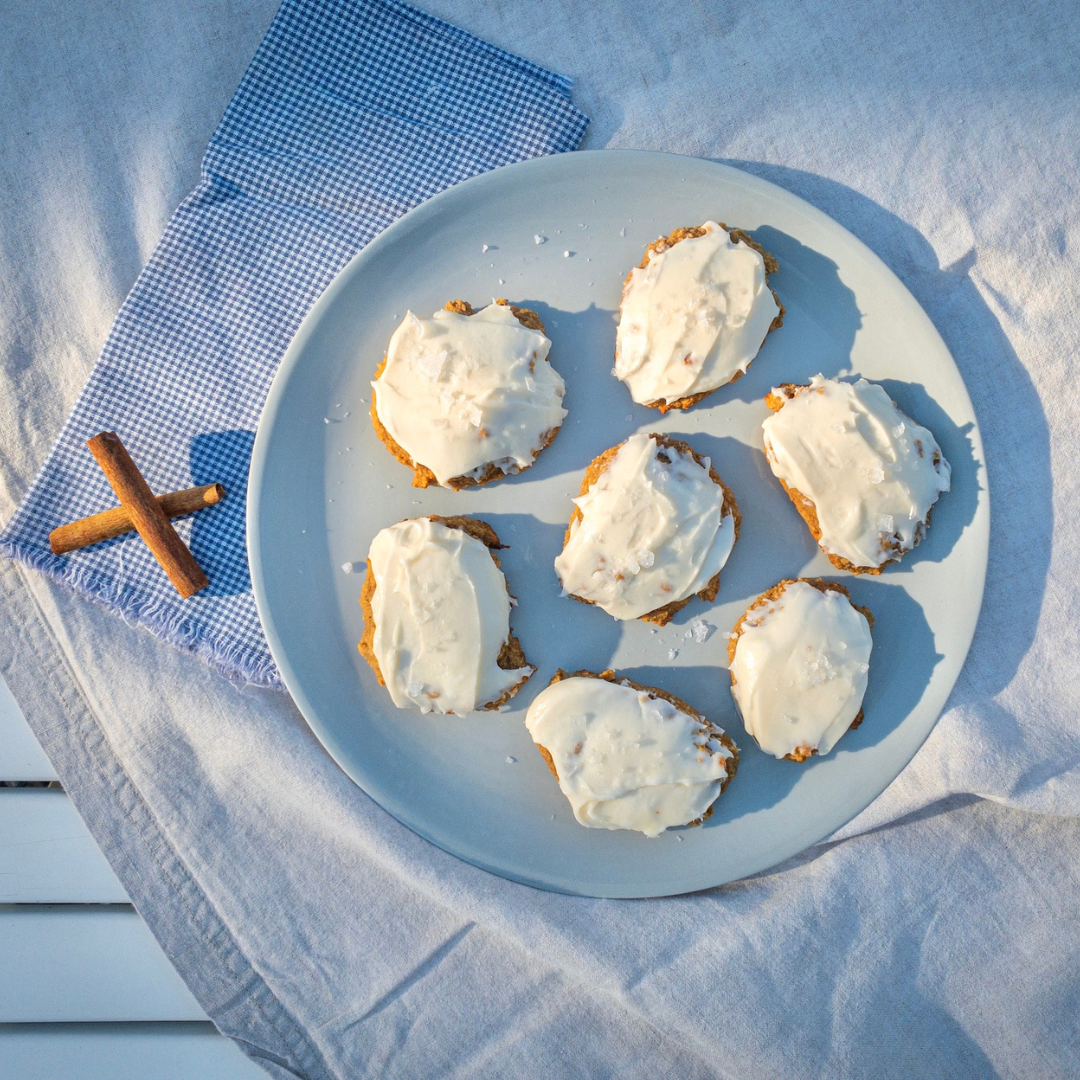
{"left": 0, "top": 0, "right": 588, "bottom": 687}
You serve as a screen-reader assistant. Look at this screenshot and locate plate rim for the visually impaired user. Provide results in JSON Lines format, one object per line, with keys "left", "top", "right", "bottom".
{"left": 248, "top": 148, "right": 990, "bottom": 897}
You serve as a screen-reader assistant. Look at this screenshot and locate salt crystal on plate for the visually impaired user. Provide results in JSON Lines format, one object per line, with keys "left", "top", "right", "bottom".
{"left": 534, "top": 234, "right": 546, "bottom": 245}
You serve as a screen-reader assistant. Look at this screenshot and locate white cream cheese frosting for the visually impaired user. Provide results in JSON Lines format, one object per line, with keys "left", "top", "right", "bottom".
{"left": 525, "top": 675, "right": 736, "bottom": 836}
{"left": 373, "top": 302, "right": 567, "bottom": 486}
{"left": 614, "top": 222, "right": 781, "bottom": 406}
{"left": 554, "top": 433, "right": 736, "bottom": 621}
{"left": 729, "top": 581, "right": 872, "bottom": 760}
{"left": 762, "top": 375, "right": 951, "bottom": 570}
{"left": 366, "top": 518, "right": 533, "bottom": 714}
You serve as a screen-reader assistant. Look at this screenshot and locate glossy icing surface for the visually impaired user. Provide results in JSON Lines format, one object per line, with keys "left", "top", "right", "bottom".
{"left": 730, "top": 581, "right": 872, "bottom": 759}
{"left": 525, "top": 676, "right": 735, "bottom": 836}
{"left": 367, "top": 518, "right": 532, "bottom": 714}
{"left": 763, "top": 375, "right": 951, "bottom": 568}
{"left": 554, "top": 433, "right": 736, "bottom": 620}
{"left": 373, "top": 303, "right": 566, "bottom": 485}
{"left": 615, "top": 222, "right": 779, "bottom": 405}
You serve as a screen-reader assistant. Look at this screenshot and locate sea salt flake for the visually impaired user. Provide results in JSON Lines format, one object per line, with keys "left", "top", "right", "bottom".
{"left": 406, "top": 680, "right": 423, "bottom": 697}
{"left": 534, "top": 234, "right": 546, "bottom": 245}
{"left": 690, "top": 617, "right": 709, "bottom": 643}
{"left": 637, "top": 549, "right": 655, "bottom": 568}
{"left": 415, "top": 349, "right": 448, "bottom": 381}
{"left": 619, "top": 227, "right": 626, "bottom": 237}
{"left": 506, "top": 756, "right": 517, "bottom": 764}
{"left": 668, "top": 648, "right": 679, "bottom": 660}
{"left": 340, "top": 562, "right": 353, "bottom": 574}
{"left": 481, "top": 243, "right": 489, "bottom": 253}
{"left": 563, "top": 250, "right": 571, "bottom": 258}
{"left": 867, "top": 459, "right": 885, "bottom": 484}
{"left": 876, "top": 513, "right": 895, "bottom": 533}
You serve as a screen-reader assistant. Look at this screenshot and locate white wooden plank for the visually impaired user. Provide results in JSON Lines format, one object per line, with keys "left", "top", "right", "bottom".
{"left": 0, "top": 905, "right": 207, "bottom": 1021}
{"left": 0, "top": 1023, "right": 268, "bottom": 1080}
{"left": 0, "top": 788, "right": 128, "bottom": 903}
{"left": 0, "top": 673, "right": 56, "bottom": 781}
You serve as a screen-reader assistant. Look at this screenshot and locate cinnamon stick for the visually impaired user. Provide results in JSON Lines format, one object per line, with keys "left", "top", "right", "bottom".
{"left": 49, "top": 483, "right": 224, "bottom": 555}
{"left": 85, "top": 432, "right": 210, "bottom": 598}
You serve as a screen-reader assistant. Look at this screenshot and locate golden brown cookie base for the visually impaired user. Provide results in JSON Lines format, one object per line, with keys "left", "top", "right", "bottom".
{"left": 534, "top": 668, "right": 739, "bottom": 825}
{"left": 765, "top": 383, "right": 923, "bottom": 573}
{"left": 562, "top": 433, "right": 740, "bottom": 626}
{"left": 727, "top": 578, "right": 873, "bottom": 761}
{"left": 371, "top": 299, "right": 561, "bottom": 489}
{"left": 618, "top": 224, "right": 786, "bottom": 414}
{"left": 357, "top": 515, "right": 534, "bottom": 711}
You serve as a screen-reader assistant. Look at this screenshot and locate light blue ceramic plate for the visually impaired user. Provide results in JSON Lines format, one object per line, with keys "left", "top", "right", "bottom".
{"left": 248, "top": 150, "right": 988, "bottom": 898}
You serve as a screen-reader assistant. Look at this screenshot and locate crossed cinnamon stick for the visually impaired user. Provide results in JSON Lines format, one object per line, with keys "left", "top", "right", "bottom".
{"left": 49, "top": 432, "right": 221, "bottom": 599}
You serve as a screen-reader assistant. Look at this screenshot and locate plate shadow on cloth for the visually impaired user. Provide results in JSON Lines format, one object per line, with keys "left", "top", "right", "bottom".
{"left": 721, "top": 160, "right": 1052, "bottom": 700}
{"left": 189, "top": 429, "right": 256, "bottom": 597}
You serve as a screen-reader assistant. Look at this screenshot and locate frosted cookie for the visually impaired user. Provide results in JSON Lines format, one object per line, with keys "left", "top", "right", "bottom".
{"left": 728, "top": 579, "right": 874, "bottom": 761}
{"left": 525, "top": 669, "right": 739, "bottom": 836}
{"left": 358, "top": 516, "right": 534, "bottom": 714}
{"left": 614, "top": 222, "right": 783, "bottom": 412}
{"left": 554, "top": 433, "right": 739, "bottom": 625}
{"left": 763, "top": 375, "right": 952, "bottom": 573}
{"left": 371, "top": 299, "right": 567, "bottom": 489}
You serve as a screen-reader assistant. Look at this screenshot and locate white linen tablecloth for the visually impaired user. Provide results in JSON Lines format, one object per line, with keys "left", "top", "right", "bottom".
{"left": 2, "top": 1, "right": 1078, "bottom": 1077}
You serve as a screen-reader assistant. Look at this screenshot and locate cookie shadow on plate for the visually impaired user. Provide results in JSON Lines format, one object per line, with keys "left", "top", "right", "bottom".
{"left": 695, "top": 224, "right": 863, "bottom": 407}
{"left": 720, "top": 160, "right": 1052, "bottom": 700}
{"left": 662, "top": 432, "right": 821, "bottom": 602}
{"left": 515, "top": 299, "right": 657, "bottom": 464}
{"left": 471, "top": 512, "right": 622, "bottom": 701}
{"left": 615, "top": 581, "right": 940, "bottom": 825}
{"left": 876, "top": 378, "right": 979, "bottom": 569}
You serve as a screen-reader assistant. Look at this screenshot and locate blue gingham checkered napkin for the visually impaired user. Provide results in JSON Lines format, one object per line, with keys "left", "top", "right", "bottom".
{"left": 0, "top": 0, "right": 588, "bottom": 688}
